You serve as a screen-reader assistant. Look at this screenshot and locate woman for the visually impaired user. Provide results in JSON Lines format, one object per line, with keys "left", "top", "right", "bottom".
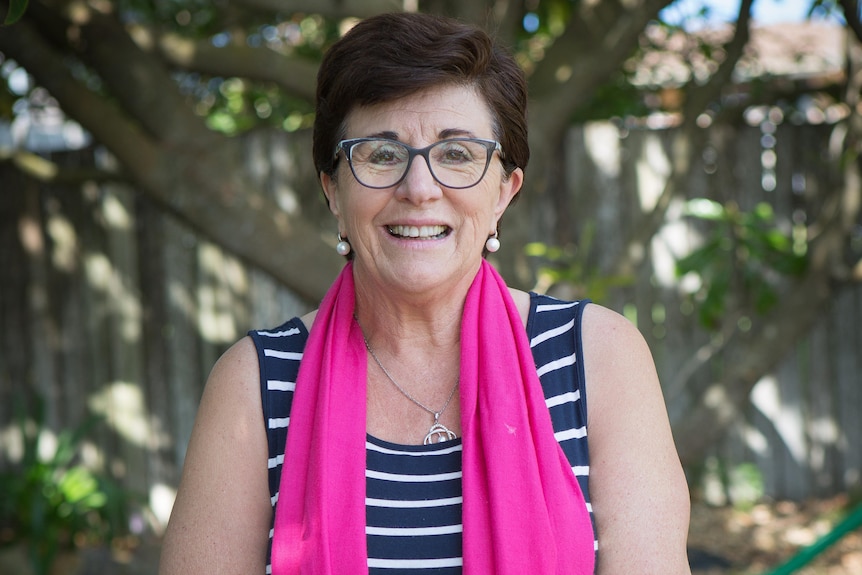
{"left": 159, "top": 12, "right": 691, "bottom": 575}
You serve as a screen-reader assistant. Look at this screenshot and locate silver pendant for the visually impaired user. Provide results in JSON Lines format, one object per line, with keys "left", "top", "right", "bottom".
{"left": 424, "top": 421, "right": 457, "bottom": 445}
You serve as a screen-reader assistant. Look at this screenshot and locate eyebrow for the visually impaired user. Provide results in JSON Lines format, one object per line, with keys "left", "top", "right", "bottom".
{"left": 359, "top": 128, "right": 479, "bottom": 141}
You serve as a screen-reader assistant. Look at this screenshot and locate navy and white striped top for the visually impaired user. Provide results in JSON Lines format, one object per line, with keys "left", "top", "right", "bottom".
{"left": 249, "top": 293, "right": 595, "bottom": 574}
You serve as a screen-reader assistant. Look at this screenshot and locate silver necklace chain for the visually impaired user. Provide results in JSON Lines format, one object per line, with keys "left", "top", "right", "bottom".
{"left": 358, "top": 322, "right": 459, "bottom": 444}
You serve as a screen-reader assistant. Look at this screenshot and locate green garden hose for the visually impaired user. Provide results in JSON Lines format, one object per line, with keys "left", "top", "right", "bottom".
{"left": 761, "top": 502, "right": 862, "bottom": 575}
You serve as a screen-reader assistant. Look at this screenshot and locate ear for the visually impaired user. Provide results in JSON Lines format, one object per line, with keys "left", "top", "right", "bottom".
{"left": 493, "top": 167, "right": 523, "bottom": 222}
{"left": 320, "top": 172, "right": 341, "bottom": 219}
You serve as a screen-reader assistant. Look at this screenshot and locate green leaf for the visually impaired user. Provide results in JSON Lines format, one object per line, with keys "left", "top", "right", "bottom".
{"left": 3, "top": 0, "right": 29, "bottom": 25}
{"left": 684, "top": 198, "right": 726, "bottom": 221}
{"left": 675, "top": 237, "right": 724, "bottom": 276}
{"left": 524, "top": 242, "right": 549, "bottom": 257}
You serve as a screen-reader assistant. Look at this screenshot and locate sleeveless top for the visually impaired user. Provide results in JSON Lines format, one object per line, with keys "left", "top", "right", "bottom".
{"left": 249, "top": 293, "right": 595, "bottom": 574}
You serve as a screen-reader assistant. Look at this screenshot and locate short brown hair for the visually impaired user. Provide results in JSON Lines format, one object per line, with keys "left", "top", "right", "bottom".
{"left": 313, "top": 12, "right": 528, "bottom": 183}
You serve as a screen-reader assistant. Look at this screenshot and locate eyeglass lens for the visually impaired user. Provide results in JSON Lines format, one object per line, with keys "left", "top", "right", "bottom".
{"left": 345, "top": 139, "right": 495, "bottom": 189}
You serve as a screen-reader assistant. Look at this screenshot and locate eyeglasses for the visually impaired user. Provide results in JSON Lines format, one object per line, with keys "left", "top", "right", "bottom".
{"left": 334, "top": 137, "right": 503, "bottom": 189}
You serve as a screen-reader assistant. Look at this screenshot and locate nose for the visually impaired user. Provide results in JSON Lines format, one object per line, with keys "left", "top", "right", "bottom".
{"left": 395, "top": 152, "right": 443, "bottom": 204}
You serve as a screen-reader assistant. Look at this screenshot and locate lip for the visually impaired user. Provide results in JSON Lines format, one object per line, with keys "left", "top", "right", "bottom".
{"left": 385, "top": 223, "right": 451, "bottom": 240}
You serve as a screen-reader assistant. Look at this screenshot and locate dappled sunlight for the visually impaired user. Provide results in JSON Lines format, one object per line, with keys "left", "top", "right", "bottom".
{"left": 273, "top": 181, "right": 301, "bottom": 214}
{"left": 100, "top": 190, "right": 133, "bottom": 230}
{"left": 750, "top": 376, "right": 807, "bottom": 465}
{"left": 742, "top": 422, "right": 770, "bottom": 457}
{"left": 651, "top": 198, "right": 697, "bottom": 288}
{"left": 46, "top": 211, "right": 78, "bottom": 272}
{"left": 583, "top": 122, "right": 621, "bottom": 178}
{"left": 88, "top": 381, "right": 171, "bottom": 450}
{"left": 168, "top": 279, "right": 197, "bottom": 325}
{"left": 149, "top": 483, "right": 177, "bottom": 533}
{"left": 689, "top": 496, "right": 862, "bottom": 574}
{"left": 0, "top": 416, "right": 112, "bottom": 481}
{"left": 0, "top": 422, "right": 24, "bottom": 463}
{"left": 635, "top": 132, "right": 672, "bottom": 211}
{"left": 197, "top": 243, "right": 249, "bottom": 344}
{"left": 17, "top": 214, "right": 44, "bottom": 255}
{"left": 84, "top": 253, "right": 142, "bottom": 342}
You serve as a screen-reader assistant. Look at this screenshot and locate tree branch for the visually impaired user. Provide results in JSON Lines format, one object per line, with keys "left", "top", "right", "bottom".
{"left": 0, "top": 0, "right": 344, "bottom": 301}
{"left": 0, "top": 10, "right": 161, "bottom": 177}
{"left": 231, "top": 0, "right": 403, "bottom": 19}
{"left": 838, "top": 0, "right": 862, "bottom": 45}
{"left": 609, "top": 0, "right": 754, "bottom": 279}
{"left": 682, "top": 0, "right": 753, "bottom": 118}
{"left": 149, "top": 29, "right": 318, "bottom": 102}
{"left": 528, "top": 0, "right": 673, "bottom": 143}
{"left": 21, "top": 0, "right": 213, "bottom": 147}
{"left": 674, "top": 32, "right": 862, "bottom": 460}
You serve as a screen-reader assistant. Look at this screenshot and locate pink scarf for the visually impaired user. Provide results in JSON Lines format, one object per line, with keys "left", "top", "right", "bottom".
{"left": 271, "top": 260, "right": 595, "bottom": 574}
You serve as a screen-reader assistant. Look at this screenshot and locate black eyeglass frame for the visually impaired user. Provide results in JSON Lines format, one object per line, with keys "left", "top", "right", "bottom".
{"left": 333, "top": 137, "right": 503, "bottom": 190}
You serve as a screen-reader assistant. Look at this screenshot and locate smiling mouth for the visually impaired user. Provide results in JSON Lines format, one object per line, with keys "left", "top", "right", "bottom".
{"left": 386, "top": 225, "right": 450, "bottom": 240}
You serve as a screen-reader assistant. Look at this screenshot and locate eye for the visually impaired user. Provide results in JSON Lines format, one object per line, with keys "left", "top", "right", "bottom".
{"left": 364, "top": 142, "right": 407, "bottom": 165}
{"left": 435, "top": 141, "right": 474, "bottom": 165}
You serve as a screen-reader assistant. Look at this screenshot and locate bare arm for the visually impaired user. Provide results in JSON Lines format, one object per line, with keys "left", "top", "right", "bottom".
{"left": 159, "top": 336, "right": 272, "bottom": 575}
{"left": 582, "top": 304, "right": 691, "bottom": 574}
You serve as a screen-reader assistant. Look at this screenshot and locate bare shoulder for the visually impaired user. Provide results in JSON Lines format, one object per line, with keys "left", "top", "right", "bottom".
{"left": 159, "top": 336, "right": 271, "bottom": 574}
{"left": 579, "top": 303, "right": 692, "bottom": 574}
{"left": 205, "top": 336, "right": 261, "bottom": 401}
{"left": 580, "top": 303, "right": 659, "bottom": 412}
{"left": 581, "top": 303, "right": 650, "bottom": 360}
{"left": 507, "top": 287, "right": 530, "bottom": 327}
{"left": 300, "top": 309, "right": 318, "bottom": 332}
{"left": 578, "top": 301, "right": 668, "bottom": 442}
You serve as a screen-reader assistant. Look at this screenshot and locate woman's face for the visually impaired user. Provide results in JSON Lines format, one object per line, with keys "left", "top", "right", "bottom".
{"left": 322, "top": 84, "right": 523, "bottom": 298}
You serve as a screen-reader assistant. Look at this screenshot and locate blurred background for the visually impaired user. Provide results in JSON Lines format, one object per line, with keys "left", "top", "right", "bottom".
{"left": 0, "top": 0, "right": 860, "bottom": 573}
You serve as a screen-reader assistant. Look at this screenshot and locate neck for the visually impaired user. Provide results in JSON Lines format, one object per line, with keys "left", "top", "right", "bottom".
{"left": 351, "top": 265, "right": 477, "bottom": 356}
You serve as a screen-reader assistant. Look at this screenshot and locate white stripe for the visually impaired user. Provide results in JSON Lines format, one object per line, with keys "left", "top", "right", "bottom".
{"left": 266, "top": 565, "right": 272, "bottom": 575}
{"left": 367, "top": 557, "right": 463, "bottom": 569}
{"left": 268, "top": 454, "right": 284, "bottom": 469}
{"left": 267, "top": 379, "right": 295, "bottom": 392}
{"left": 366, "top": 441, "right": 462, "bottom": 456}
{"left": 530, "top": 318, "right": 574, "bottom": 347}
{"left": 536, "top": 353, "right": 576, "bottom": 378}
{"left": 268, "top": 417, "right": 290, "bottom": 429}
{"left": 555, "top": 426, "right": 587, "bottom": 442}
{"left": 546, "top": 390, "right": 580, "bottom": 409}
{"left": 572, "top": 465, "right": 590, "bottom": 476}
{"left": 366, "top": 469, "right": 462, "bottom": 483}
{"left": 258, "top": 327, "right": 301, "bottom": 337}
{"left": 366, "top": 524, "right": 463, "bottom": 537}
{"left": 271, "top": 492, "right": 278, "bottom": 506}
{"left": 536, "top": 301, "right": 579, "bottom": 313}
{"left": 365, "top": 496, "right": 463, "bottom": 508}
{"left": 264, "top": 349, "right": 303, "bottom": 361}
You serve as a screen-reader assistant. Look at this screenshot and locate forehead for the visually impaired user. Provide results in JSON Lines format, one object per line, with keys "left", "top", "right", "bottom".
{"left": 344, "top": 84, "right": 494, "bottom": 140}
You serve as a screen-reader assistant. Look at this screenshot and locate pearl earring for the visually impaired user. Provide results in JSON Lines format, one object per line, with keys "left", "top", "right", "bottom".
{"left": 336, "top": 233, "right": 351, "bottom": 256}
{"left": 485, "top": 231, "right": 500, "bottom": 253}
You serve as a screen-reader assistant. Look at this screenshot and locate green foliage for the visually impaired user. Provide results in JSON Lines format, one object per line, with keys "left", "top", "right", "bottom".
{"left": 569, "top": 72, "right": 653, "bottom": 123}
{"left": 696, "top": 456, "right": 765, "bottom": 509}
{"left": 183, "top": 13, "right": 335, "bottom": 135}
{"left": 0, "top": 397, "right": 133, "bottom": 575}
{"left": 525, "top": 221, "right": 634, "bottom": 303}
{"left": 202, "top": 78, "right": 315, "bottom": 135}
{"left": 676, "top": 199, "right": 807, "bottom": 329}
{"left": 727, "top": 462, "right": 766, "bottom": 510}
{"left": 2, "top": 0, "right": 28, "bottom": 26}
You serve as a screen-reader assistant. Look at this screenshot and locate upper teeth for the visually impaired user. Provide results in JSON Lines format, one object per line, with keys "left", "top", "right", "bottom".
{"left": 388, "top": 225, "right": 447, "bottom": 238}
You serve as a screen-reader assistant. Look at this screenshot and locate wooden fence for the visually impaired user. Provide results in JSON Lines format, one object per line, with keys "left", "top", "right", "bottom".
{"left": 0, "top": 120, "right": 859, "bottom": 534}
{"left": 563, "top": 120, "right": 861, "bottom": 503}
